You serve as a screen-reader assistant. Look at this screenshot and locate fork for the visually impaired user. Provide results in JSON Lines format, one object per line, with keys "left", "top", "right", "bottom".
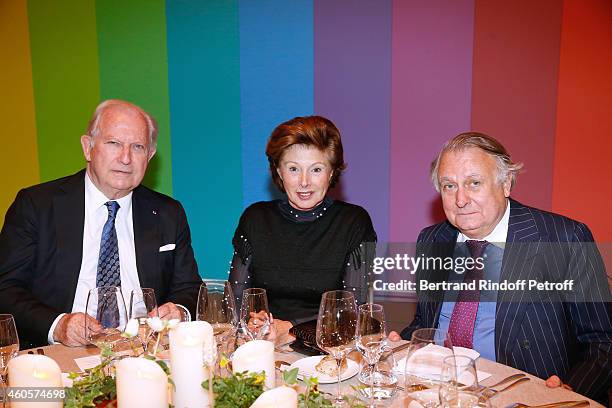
{"left": 505, "top": 400, "right": 589, "bottom": 408}
{"left": 482, "top": 376, "right": 530, "bottom": 398}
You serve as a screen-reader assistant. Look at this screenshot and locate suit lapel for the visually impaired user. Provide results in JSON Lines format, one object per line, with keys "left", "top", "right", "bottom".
{"left": 132, "top": 187, "right": 159, "bottom": 289}
{"left": 54, "top": 170, "right": 86, "bottom": 312}
{"left": 495, "top": 199, "right": 542, "bottom": 362}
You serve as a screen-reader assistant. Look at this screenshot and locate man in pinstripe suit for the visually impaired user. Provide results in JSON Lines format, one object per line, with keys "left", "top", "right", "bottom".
{"left": 390, "top": 132, "right": 612, "bottom": 402}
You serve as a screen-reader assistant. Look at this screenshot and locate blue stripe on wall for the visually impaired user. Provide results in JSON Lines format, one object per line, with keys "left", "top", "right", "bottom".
{"left": 239, "top": 0, "right": 314, "bottom": 206}
{"left": 166, "top": 0, "right": 242, "bottom": 278}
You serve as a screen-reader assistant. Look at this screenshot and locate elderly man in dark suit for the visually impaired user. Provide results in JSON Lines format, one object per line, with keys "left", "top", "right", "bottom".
{"left": 0, "top": 99, "right": 201, "bottom": 348}
{"left": 390, "top": 132, "right": 612, "bottom": 402}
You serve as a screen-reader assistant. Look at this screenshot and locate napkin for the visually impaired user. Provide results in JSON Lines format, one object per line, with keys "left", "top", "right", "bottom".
{"left": 393, "top": 344, "right": 491, "bottom": 383}
{"left": 250, "top": 385, "right": 298, "bottom": 408}
{"left": 74, "top": 354, "right": 102, "bottom": 372}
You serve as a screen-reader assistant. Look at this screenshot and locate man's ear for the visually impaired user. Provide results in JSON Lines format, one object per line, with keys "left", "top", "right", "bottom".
{"left": 148, "top": 148, "right": 156, "bottom": 162}
{"left": 81, "top": 135, "right": 93, "bottom": 161}
{"left": 502, "top": 175, "right": 512, "bottom": 197}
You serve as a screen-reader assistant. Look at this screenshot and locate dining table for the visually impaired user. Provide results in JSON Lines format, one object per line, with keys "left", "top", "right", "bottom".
{"left": 16, "top": 340, "right": 603, "bottom": 408}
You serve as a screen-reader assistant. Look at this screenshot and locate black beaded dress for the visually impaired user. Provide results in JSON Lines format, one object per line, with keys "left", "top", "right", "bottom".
{"left": 228, "top": 197, "right": 377, "bottom": 325}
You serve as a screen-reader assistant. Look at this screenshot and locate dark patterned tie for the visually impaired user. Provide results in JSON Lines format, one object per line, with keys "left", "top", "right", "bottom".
{"left": 447, "top": 240, "right": 489, "bottom": 349}
{"left": 96, "top": 201, "right": 121, "bottom": 327}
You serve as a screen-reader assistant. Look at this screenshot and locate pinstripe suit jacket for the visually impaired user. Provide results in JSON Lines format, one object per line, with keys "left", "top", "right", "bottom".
{"left": 400, "top": 199, "right": 612, "bottom": 401}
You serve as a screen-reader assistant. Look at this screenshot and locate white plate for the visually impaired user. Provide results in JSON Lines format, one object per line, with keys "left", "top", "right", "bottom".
{"left": 287, "top": 356, "right": 359, "bottom": 384}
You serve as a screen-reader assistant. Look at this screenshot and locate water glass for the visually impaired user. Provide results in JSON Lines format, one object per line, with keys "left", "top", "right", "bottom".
{"left": 316, "top": 290, "right": 358, "bottom": 406}
{"left": 239, "top": 288, "right": 271, "bottom": 341}
{"left": 129, "top": 288, "right": 158, "bottom": 352}
{"left": 85, "top": 286, "right": 128, "bottom": 349}
{"left": 0, "top": 314, "right": 19, "bottom": 387}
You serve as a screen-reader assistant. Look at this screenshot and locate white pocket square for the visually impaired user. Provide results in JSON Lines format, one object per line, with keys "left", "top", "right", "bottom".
{"left": 159, "top": 244, "right": 176, "bottom": 252}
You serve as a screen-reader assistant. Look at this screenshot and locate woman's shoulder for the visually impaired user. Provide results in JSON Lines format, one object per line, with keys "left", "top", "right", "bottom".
{"left": 237, "top": 200, "right": 280, "bottom": 226}
{"left": 332, "top": 200, "right": 373, "bottom": 223}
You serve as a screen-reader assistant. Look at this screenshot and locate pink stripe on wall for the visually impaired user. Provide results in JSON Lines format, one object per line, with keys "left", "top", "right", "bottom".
{"left": 471, "top": 0, "right": 563, "bottom": 210}
{"left": 390, "top": 0, "right": 475, "bottom": 242}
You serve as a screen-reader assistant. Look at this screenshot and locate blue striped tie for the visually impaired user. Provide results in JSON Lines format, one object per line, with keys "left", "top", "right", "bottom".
{"left": 96, "top": 201, "right": 121, "bottom": 327}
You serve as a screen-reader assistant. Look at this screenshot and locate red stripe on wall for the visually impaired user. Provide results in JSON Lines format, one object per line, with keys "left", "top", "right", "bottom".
{"left": 471, "top": 0, "right": 563, "bottom": 211}
{"left": 553, "top": 0, "right": 612, "bottom": 241}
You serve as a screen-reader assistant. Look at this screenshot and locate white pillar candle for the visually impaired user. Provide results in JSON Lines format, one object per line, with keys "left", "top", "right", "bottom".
{"left": 169, "top": 321, "right": 214, "bottom": 408}
{"left": 232, "top": 340, "right": 275, "bottom": 389}
{"left": 7, "top": 354, "right": 63, "bottom": 408}
{"left": 251, "top": 386, "right": 298, "bottom": 408}
{"left": 116, "top": 357, "right": 168, "bottom": 408}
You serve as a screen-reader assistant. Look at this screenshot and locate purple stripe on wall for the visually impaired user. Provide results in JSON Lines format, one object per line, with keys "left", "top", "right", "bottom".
{"left": 314, "top": 0, "right": 392, "bottom": 242}
{"left": 390, "top": 0, "right": 475, "bottom": 242}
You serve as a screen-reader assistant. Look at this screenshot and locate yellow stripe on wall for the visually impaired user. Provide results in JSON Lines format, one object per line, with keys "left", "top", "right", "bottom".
{"left": 0, "top": 0, "right": 39, "bottom": 226}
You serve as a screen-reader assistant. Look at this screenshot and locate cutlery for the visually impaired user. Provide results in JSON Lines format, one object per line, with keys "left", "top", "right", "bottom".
{"left": 275, "top": 360, "right": 291, "bottom": 370}
{"left": 390, "top": 341, "right": 411, "bottom": 353}
{"left": 479, "top": 373, "right": 526, "bottom": 390}
{"left": 505, "top": 400, "right": 589, "bottom": 408}
{"left": 483, "top": 377, "right": 530, "bottom": 398}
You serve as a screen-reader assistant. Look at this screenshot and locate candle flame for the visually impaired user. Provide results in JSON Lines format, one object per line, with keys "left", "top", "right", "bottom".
{"left": 182, "top": 335, "right": 200, "bottom": 346}
{"left": 137, "top": 369, "right": 155, "bottom": 380}
{"left": 32, "top": 368, "right": 49, "bottom": 380}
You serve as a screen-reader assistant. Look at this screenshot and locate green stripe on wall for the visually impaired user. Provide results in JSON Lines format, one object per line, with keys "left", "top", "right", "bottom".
{"left": 28, "top": 0, "right": 101, "bottom": 182}
{"left": 166, "top": 0, "right": 242, "bottom": 278}
{"left": 95, "top": 0, "right": 173, "bottom": 195}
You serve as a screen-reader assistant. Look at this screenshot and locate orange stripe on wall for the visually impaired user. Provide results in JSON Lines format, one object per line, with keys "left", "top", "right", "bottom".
{"left": 0, "top": 0, "right": 39, "bottom": 226}
{"left": 553, "top": 0, "right": 612, "bottom": 241}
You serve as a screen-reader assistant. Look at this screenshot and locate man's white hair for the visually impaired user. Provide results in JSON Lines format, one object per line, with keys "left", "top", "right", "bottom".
{"left": 430, "top": 132, "right": 523, "bottom": 192}
{"left": 86, "top": 99, "right": 158, "bottom": 150}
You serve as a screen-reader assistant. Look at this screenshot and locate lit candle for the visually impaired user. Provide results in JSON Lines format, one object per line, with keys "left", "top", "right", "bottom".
{"left": 116, "top": 357, "right": 168, "bottom": 408}
{"left": 251, "top": 386, "right": 298, "bottom": 408}
{"left": 7, "top": 354, "right": 63, "bottom": 408}
{"left": 232, "top": 340, "right": 275, "bottom": 389}
{"left": 169, "top": 321, "right": 215, "bottom": 408}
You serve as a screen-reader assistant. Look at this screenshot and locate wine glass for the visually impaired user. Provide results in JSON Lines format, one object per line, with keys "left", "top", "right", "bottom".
{"left": 197, "top": 280, "right": 238, "bottom": 356}
{"left": 85, "top": 286, "right": 128, "bottom": 349}
{"left": 439, "top": 355, "right": 479, "bottom": 407}
{"left": 0, "top": 315, "right": 19, "bottom": 391}
{"left": 129, "top": 288, "right": 158, "bottom": 353}
{"left": 239, "top": 288, "right": 271, "bottom": 341}
{"left": 402, "top": 328, "right": 453, "bottom": 408}
{"left": 316, "top": 290, "right": 358, "bottom": 406}
{"left": 356, "top": 303, "right": 387, "bottom": 407}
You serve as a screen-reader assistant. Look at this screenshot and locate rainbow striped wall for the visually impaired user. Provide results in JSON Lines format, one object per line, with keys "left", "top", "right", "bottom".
{"left": 2, "top": 0, "right": 611, "bottom": 279}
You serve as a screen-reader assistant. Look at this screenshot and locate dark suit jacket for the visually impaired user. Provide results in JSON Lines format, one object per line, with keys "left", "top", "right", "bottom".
{"left": 0, "top": 170, "right": 202, "bottom": 348}
{"left": 399, "top": 199, "right": 612, "bottom": 402}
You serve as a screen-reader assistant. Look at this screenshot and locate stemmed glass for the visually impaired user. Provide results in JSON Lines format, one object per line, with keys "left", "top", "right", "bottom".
{"left": 316, "top": 290, "right": 358, "bottom": 406}
{"left": 239, "top": 288, "right": 271, "bottom": 341}
{"left": 197, "top": 280, "right": 238, "bottom": 356}
{"left": 129, "top": 288, "right": 158, "bottom": 353}
{"left": 85, "top": 286, "right": 128, "bottom": 349}
{"left": 0, "top": 314, "right": 19, "bottom": 396}
{"left": 356, "top": 303, "right": 388, "bottom": 407}
{"left": 439, "top": 355, "right": 480, "bottom": 407}
{"left": 403, "top": 328, "right": 454, "bottom": 408}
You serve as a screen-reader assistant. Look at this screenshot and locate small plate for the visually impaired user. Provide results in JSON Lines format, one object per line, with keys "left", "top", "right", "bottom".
{"left": 287, "top": 356, "right": 359, "bottom": 384}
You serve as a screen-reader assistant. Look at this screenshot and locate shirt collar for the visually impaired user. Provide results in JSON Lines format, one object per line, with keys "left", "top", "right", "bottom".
{"left": 457, "top": 198, "right": 510, "bottom": 247}
{"left": 84, "top": 171, "right": 133, "bottom": 215}
{"left": 278, "top": 196, "right": 334, "bottom": 223}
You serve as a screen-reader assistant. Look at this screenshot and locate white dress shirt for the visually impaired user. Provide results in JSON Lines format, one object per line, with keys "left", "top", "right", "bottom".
{"left": 48, "top": 173, "right": 189, "bottom": 343}
{"left": 456, "top": 198, "right": 510, "bottom": 245}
